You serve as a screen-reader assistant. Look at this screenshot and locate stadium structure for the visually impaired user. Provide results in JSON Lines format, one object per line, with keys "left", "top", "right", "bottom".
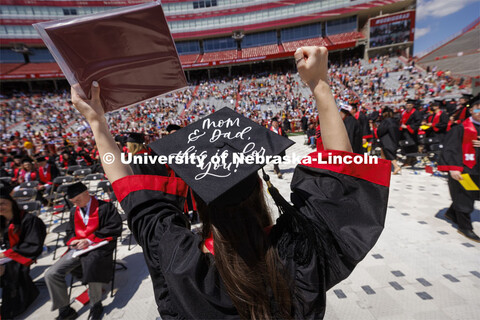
{"left": 415, "top": 17, "right": 480, "bottom": 95}
{"left": 0, "top": 0, "right": 416, "bottom": 93}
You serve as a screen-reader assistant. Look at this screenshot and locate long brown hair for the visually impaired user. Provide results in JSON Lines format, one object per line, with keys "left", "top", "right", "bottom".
{"left": 195, "top": 174, "right": 292, "bottom": 319}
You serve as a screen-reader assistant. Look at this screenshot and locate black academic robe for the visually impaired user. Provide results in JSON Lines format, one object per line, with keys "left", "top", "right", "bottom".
{"left": 129, "top": 149, "right": 169, "bottom": 176}
{"left": 356, "top": 111, "right": 370, "bottom": 138}
{"left": 368, "top": 110, "right": 379, "bottom": 122}
{"left": 426, "top": 111, "right": 449, "bottom": 141}
{"left": 65, "top": 198, "right": 122, "bottom": 284}
{"left": 343, "top": 116, "right": 363, "bottom": 154}
{"left": 1, "top": 213, "right": 46, "bottom": 319}
{"left": 399, "top": 109, "right": 422, "bottom": 151}
{"left": 451, "top": 104, "right": 471, "bottom": 124}
{"left": 377, "top": 117, "right": 400, "bottom": 160}
{"left": 38, "top": 163, "right": 60, "bottom": 186}
{"left": 438, "top": 119, "right": 480, "bottom": 213}
{"left": 112, "top": 150, "right": 391, "bottom": 319}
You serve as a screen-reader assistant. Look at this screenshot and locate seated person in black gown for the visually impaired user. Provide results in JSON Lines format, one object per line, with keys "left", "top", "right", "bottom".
{"left": 44, "top": 182, "right": 122, "bottom": 320}
{"left": 0, "top": 187, "right": 47, "bottom": 319}
{"left": 70, "top": 46, "right": 391, "bottom": 319}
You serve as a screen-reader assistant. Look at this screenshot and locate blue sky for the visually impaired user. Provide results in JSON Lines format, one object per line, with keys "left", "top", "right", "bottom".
{"left": 414, "top": 0, "right": 480, "bottom": 56}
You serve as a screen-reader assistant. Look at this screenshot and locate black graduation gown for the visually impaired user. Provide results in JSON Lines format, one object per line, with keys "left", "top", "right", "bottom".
{"left": 112, "top": 150, "right": 391, "bottom": 319}
{"left": 426, "top": 111, "right": 449, "bottom": 141}
{"left": 1, "top": 213, "right": 46, "bottom": 319}
{"left": 377, "top": 117, "right": 400, "bottom": 160}
{"left": 65, "top": 199, "right": 122, "bottom": 283}
{"left": 368, "top": 110, "right": 379, "bottom": 122}
{"left": 128, "top": 149, "right": 169, "bottom": 176}
{"left": 343, "top": 116, "right": 363, "bottom": 154}
{"left": 433, "top": 111, "right": 449, "bottom": 134}
{"left": 357, "top": 112, "right": 370, "bottom": 138}
{"left": 400, "top": 109, "right": 422, "bottom": 152}
{"left": 452, "top": 104, "right": 471, "bottom": 124}
{"left": 438, "top": 121, "right": 480, "bottom": 214}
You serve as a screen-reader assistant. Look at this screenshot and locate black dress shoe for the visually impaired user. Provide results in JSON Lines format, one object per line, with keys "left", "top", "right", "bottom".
{"left": 457, "top": 229, "right": 480, "bottom": 243}
{"left": 88, "top": 302, "right": 104, "bottom": 320}
{"left": 56, "top": 306, "right": 78, "bottom": 320}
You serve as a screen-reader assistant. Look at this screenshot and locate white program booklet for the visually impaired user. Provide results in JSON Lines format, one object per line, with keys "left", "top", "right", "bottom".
{"left": 72, "top": 240, "right": 109, "bottom": 258}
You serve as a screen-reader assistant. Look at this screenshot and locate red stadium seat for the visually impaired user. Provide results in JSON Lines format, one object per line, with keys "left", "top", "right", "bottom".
{"left": 242, "top": 44, "right": 280, "bottom": 58}
{"left": 201, "top": 50, "right": 238, "bottom": 62}
{"left": 282, "top": 37, "right": 329, "bottom": 52}
{"left": 0, "top": 63, "right": 25, "bottom": 75}
{"left": 8, "top": 62, "right": 62, "bottom": 75}
{"left": 179, "top": 54, "right": 199, "bottom": 64}
{"left": 327, "top": 32, "right": 365, "bottom": 45}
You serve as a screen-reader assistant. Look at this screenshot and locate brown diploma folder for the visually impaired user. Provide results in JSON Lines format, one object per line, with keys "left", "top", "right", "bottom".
{"left": 33, "top": 1, "right": 187, "bottom": 112}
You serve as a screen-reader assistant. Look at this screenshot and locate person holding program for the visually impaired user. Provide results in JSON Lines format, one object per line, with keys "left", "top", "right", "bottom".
{"left": 44, "top": 182, "right": 122, "bottom": 320}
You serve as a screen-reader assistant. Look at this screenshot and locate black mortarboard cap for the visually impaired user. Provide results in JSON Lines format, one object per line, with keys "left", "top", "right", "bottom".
{"left": 149, "top": 107, "right": 294, "bottom": 205}
{"left": 123, "top": 132, "right": 145, "bottom": 144}
{"left": 271, "top": 117, "right": 279, "bottom": 122}
{"left": 22, "top": 157, "right": 33, "bottom": 164}
{"left": 406, "top": 98, "right": 417, "bottom": 104}
{"left": 36, "top": 156, "right": 47, "bottom": 162}
{"left": 166, "top": 124, "right": 181, "bottom": 133}
{"left": 461, "top": 93, "right": 473, "bottom": 100}
{"left": 0, "top": 186, "right": 14, "bottom": 202}
{"left": 67, "top": 181, "right": 88, "bottom": 199}
{"left": 13, "top": 154, "right": 23, "bottom": 160}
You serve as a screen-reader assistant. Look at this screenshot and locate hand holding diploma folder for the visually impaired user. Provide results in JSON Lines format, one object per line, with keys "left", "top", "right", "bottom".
{"left": 33, "top": 1, "right": 187, "bottom": 113}
{"left": 459, "top": 174, "right": 480, "bottom": 191}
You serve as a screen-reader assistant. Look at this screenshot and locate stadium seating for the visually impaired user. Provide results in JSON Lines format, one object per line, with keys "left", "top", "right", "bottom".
{"left": 242, "top": 44, "right": 280, "bottom": 58}
{"left": 179, "top": 54, "right": 199, "bottom": 64}
{"left": 418, "top": 25, "right": 480, "bottom": 63}
{"left": 282, "top": 37, "right": 329, "bottom": 52}
{"left": 0, "top": 63, "right": 25, "bottom": 75}
{"left": 420, "top": 53, "right": 480, "bottom": 78}
{"left": 201, "top": 50, "right": 238, "bottom": 62}
{"left": 7, "top": 62, "right": 62, "bottom": 75}
{"left": 327, "top": 32, "right": 365, "bottom": 45}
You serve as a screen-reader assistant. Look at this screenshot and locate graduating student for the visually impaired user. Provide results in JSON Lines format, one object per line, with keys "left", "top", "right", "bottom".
{"left": 399, "top": 99, "right": 422, "bottom": 166}
{"left": 70, "top": 46, "right": 391, "bottom": 320}
{"left": 17, "top": 157, "right": 39, "bottom": 185}
{"left": 10, "top": 154, "right": 23, "bottom": 185}
{"left": 0, "top": 188, "right": 47, "bottom": 319}
{"left": 59, "top": 150, "right": 78, "bottom": 169}
{"left": 425, "top": 101, "right": 449, "bottom": 141}
{"left": 37, "top": 156, "right": 60, "bottom": 195}
{"left": 269, "top": 117, "right": 288, "bottom": 178}
{"left": 352, "top": 103, "right": 370, "bottom": 140}
{"left": 451, "top": 93, "right": 473, "bottom": 125}
{"left": 44, "top": 182, "right": 122, "bottom": 320}
{"left": 439, "top": 99, "right": 480, "bottom": 242}
{"left": 123, "top": 131, "right": 168, "bottom": 176}
{"left": 339, "top": 103, "right": 363, "bottom": 154}
{"left": 377, "top": 107, "right": 401, "bottom": 174}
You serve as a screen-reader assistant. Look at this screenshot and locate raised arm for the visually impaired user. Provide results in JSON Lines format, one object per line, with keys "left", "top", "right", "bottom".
{"left": 71, "top": 82, "right": 133, "bottom": 183}
{"left": 294, "top": 47, "right": 352, "bottom": 152}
